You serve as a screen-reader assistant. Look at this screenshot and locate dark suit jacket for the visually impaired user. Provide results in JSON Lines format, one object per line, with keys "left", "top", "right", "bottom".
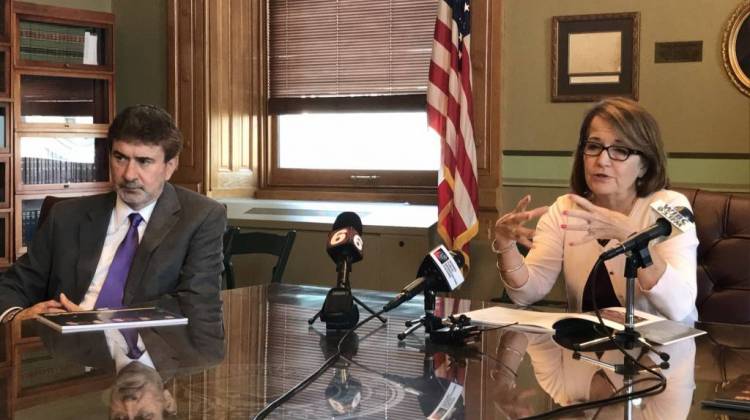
{"left": 0, "top": 183, "right": 227, "bottom": 343}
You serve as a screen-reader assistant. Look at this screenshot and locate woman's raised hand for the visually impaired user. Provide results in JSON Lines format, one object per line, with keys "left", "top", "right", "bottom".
{"left": 492, "top": 195, "right": 549, "bottom": 249}
{"left": 561, "top": 194, "right": 640, "bottom": 245}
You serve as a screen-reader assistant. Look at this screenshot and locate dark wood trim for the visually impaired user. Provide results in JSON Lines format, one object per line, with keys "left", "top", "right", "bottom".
{"left": 255, "top": 186, "right": 437, "bottom": 205}
{"left": 0, "top": 0, "right": 11, "bottom": 45}
{"left": 13, "top": 2, "right": 114, "bottom": 25}
{"left": 504, "top": 150, "right": 573, "bottom": 157}
{"left": 268, "top": 94, "right": 426, "bottom": 114}
{"left": 269, "top": 167, "right": 439, "bottom": 190}
{"left": 0, "top": 46, "right": 9, "bottom": 98}
{"left": 13, "top": 70, "right": 113, "bottom": 133}
{"left": 503, "top": 150, "right": 750, "bottom": 159}
{"left": 668, "top": 152, "right": 750, "bottom": 159}
{"left": 264, "top": 112, "right": 438, "bottom": 191}
{"left": 474, "top": 0, "right": 500, "bottom": 213}
{"left": 0, "top": 211, "right": 10, "bottom": 267}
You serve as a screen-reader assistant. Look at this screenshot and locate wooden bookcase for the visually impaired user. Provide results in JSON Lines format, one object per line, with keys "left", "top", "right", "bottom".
{"left": 6, "top": 2, "right": 114, "bottom": 262}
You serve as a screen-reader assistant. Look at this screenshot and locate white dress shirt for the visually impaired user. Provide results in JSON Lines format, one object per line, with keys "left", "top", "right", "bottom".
{"left": 0, "top": 197, "right": 158, "bottom": 323}
{"left": 105, "top": 328, "right": 156, "bottom": 371}
{"left": 79, "top": 197, "right": 157, "bottom": 310}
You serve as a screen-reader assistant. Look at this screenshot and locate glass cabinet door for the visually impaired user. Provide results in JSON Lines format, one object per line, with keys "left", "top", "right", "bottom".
{"left": 16, "top": 134, "right": 108, "bottom": 191}
{"left": 0, "top": 0, "right": 8, "bottom": 43}
{"left": 0, "top": 103, "right": 9, "bottom": 152}
{"left": 18, "top": 74, "right": 111, "bottom": 129}
{"left": 0, "top": 46, "right": 8, "bottom": 98}
{"left": 15, "top": 3, "right": 113, "bottom": 71}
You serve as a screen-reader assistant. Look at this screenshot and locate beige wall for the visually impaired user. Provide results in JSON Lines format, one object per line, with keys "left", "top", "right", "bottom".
{"left": 30, "top": 0, "right": 110, "bottom": 12}
{"left": 38, "top": 0, "right": 166, "bottom": 111}
{"left": 499, "top": 0, "right": 750, "bottom": 212}
{"left": 501, "top": 0, "right": 750, "bottom": 154}
{"left": 464, "top": 0, "right": 750, "bottom": 303}
{"left": 112, "top": 0, "right": 167, "bottom": 110}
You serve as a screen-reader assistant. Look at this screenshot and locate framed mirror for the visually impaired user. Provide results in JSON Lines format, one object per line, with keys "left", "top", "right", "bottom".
{"left": 723, "top": 1, "right": 750, "bottom": 97}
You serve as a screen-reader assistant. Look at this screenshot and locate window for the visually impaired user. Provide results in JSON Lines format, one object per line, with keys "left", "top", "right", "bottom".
{"left": 267, "top": 0, "right": 439, "bottom": 196}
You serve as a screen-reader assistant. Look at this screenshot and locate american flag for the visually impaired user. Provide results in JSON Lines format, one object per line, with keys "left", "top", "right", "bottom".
{"left": 427, "top": 0, "right": 478, "bottom": 267}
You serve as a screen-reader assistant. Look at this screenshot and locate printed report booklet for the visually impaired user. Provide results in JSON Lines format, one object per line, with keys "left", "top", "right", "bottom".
{"left": 36, "top": 307, "right": 187, "bottom": 334}
{"left": 463, "top": 305, "right": 705, "bottom": 346}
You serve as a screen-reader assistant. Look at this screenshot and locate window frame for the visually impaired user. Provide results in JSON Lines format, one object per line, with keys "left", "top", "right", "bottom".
{"left": 262, "top": 0, "right": 439, "bottom": 202}
{"left": 263, "top": 95, "right": 439, "bottom": 202}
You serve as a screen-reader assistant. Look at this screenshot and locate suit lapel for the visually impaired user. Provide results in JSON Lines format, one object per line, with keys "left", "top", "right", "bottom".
{"left": 124, "top": 184, "right": 181, "bottom": 304}
{"left": 76, "top": 193, "right": 116, "bottom": 302}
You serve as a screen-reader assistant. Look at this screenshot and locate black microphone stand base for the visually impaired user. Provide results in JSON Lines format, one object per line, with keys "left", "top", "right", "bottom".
{"left": 308, "top": 294, "right": 387, "bottom": 329}
{"left": 397, "top": 291, "right": 480, "bottom": 346}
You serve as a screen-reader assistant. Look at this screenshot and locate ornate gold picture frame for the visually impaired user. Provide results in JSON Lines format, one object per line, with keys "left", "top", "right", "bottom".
{"left": 722, "top": 1, "right": 750, "bottom": 97}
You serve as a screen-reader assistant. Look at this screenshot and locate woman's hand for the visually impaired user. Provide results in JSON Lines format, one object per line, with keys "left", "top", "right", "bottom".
{"left": 493, "top": 195, "right": 549, "bottom": 249}
{"left": 562, "top": 194, "right": 640, "bottom": 245}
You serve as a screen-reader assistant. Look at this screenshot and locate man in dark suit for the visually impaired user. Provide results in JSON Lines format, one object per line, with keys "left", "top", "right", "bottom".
{"left": 0, "top": 105, "right": 226, "bottom": 340}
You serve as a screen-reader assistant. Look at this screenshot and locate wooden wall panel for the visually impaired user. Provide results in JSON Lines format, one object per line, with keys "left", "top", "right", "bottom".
{"left": 168, "top": 0, "right": 260, "bottom": 197}
{"left": 472, "top": 0, "right": 502, "bottom": 214}
{"left": 168, "top": 0, "right": 207, "bottom": 192}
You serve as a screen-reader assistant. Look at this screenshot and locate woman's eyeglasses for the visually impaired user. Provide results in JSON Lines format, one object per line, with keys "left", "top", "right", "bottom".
{"left": 582, "top": 141, "right": 641, "bottom": 162}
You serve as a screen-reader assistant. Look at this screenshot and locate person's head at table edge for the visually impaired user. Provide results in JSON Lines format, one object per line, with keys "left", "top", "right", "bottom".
{"left": 108, "top": 105, "right": 182, "bottom": 211}
{"left": 570, "top": 97, "right": 668, "bottom": 210}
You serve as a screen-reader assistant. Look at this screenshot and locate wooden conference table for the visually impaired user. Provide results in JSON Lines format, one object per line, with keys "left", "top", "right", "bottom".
{"left": 2, "top": 283, "right": 749, "bottom": 419}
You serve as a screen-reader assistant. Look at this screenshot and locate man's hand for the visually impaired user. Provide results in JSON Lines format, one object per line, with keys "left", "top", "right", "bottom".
{"left": 15, "top": 300, "right": 65, "bottom": 321}
{"left": 59, "top": 293, "right": 83, "bottom": 312}
{"left": 14, "top": 293, "right": 83, "bottom": 322}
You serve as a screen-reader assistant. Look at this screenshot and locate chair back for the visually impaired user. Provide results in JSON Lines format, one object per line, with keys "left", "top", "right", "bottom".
{"left": 674, "top": 187, "right": 750, "bottom": 323}
{"left": 38, "top": 196, "right": 75, "bottom": 227}
{"left": 222, "top": 227, "right": 297, "bottom": 289}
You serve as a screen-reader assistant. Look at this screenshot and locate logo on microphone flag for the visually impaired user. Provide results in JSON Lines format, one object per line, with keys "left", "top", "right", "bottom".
{"left": 428, "top": 0, "right": 478, "bottom": 268}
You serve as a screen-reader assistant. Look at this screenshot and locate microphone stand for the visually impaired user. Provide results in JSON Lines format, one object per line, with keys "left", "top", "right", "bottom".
{"left": 571, "top": 247, "right": 670, "bottom": 420}
{"left": 398, "top": 287, "right": 444, "bottom": 340}
{"left": 398, "top": 279, "right": 479, "bottom": 346}
{"left": 308, "top": 258, "right": 386, "bottom": 328}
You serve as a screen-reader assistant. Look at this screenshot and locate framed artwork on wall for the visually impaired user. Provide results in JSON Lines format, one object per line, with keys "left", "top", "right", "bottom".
{"left": 551, "top": 12, "right": 640, "bottom": 102}
{"left": 722, "top": 0, "right": 750, "bottom": 98}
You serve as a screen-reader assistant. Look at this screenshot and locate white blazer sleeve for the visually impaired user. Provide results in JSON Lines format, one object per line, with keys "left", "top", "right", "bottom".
{"left": 503, "top": 197, "right": 567, "bottom": 306}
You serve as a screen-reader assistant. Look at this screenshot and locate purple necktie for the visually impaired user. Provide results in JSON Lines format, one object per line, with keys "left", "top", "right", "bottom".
{"left": 95, "top": 212, "right": 143, "bottom": 359}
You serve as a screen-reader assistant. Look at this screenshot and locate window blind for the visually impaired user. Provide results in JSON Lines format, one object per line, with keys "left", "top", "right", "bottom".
{"left": 268, "top": 0, "right": 437, "bottom": 99}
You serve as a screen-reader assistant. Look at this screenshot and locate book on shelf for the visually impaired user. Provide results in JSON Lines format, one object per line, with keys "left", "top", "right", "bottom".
{"left": 20, "top": 21, "right": 89, "bottom": 65}
{"left": 36, "top": 307, "right": 187, "bottom": 334}
{"left": 702, "top": 374, "right": 750, "bottom": 414}
{"left": 463, "top": 305, "right": 705, "bottom": 346}
{"left": 21, "top": 209, "right": 38, "bottom": 246}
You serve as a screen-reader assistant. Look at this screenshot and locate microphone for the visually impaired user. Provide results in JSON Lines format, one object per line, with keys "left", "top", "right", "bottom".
{"left": 383, "top": 245, "right": 465, "bottom": 313}
{"left": 600, "top": 200, "right": 695, "bottom": 261}
{"left": 318, "top": 211, "right": 374, "bottom": 330}
{"left": 327, "top": 212, "right": 364, "bottom": 266}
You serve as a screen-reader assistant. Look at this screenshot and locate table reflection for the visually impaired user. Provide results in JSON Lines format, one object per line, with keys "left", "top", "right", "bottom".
{"left": 5, "top": 284, "right": 747, "bottom": 419}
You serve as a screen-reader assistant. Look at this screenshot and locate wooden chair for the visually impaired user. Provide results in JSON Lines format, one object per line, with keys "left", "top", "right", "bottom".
{"left": 222, "top": 227, "right": 297, "bottom": 289}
